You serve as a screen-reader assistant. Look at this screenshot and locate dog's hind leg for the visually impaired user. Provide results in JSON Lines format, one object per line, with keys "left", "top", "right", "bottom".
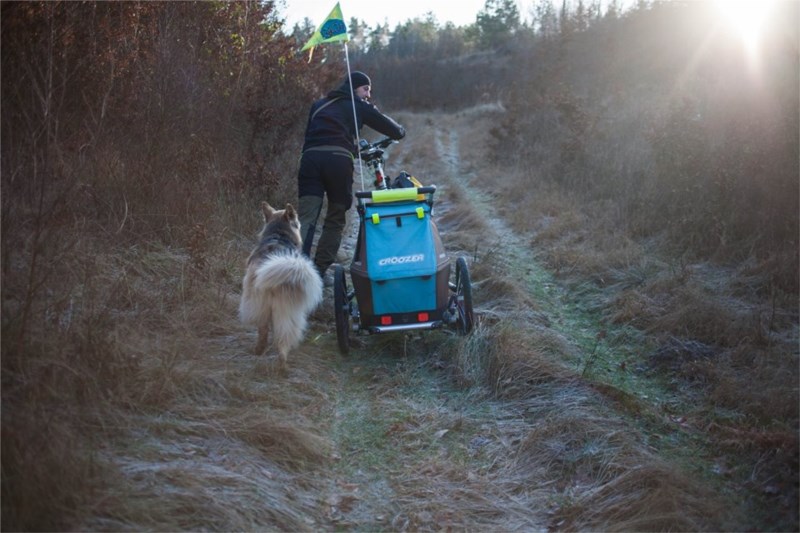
{"left": 254, "top": 320, "right": 270, "bottom": 355}
{"left": 277, "top": 347, "right": 289, "bottom": 370}
{"left": 253, "top": 302, "right": 273, "bottom": 355}
{"left": 272, "top": 312, "right": 306, "bottom": 370}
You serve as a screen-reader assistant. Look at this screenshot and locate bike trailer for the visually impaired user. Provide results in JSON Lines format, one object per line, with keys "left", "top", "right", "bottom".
{"left": 333, "top": 141, "right": 475, "bottom": 355}
{"left": 350, "top": 187, "right": 451, "bottom": 332}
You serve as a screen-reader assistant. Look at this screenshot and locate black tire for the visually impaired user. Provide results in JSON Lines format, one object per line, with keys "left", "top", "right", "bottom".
{"left": 333, "top": 264, "right": 350, "bottom": 355}
{"left": 455, "top": 257, "right": 474, "bottom": 334}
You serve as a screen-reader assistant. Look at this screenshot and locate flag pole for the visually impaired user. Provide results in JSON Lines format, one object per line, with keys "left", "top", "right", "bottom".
{"left": 300, "top": 2, "right": 362, "bottom": 188}
{"left": 343, "top": 42, "right": 365, "bottom": 191}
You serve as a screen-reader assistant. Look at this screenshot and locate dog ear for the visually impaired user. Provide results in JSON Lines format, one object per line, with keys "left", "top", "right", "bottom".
{"left": 261, "top": 202, "right": 275, "bottom": 220}
{"left": 283, "top": 203, "right": 297, "bottom": 220}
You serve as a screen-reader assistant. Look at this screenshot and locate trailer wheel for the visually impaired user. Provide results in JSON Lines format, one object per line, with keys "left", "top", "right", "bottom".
{"left": 455, "top": 257, "right": 474, "bottom": 335}
{"left": 333, "top": 265, "right": 351, "bottom": 355}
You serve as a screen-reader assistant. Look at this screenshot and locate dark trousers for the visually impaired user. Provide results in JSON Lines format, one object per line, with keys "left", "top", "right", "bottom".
{"left": 297, "top": 150, "right": 354, "bottom": 277}
{"left": 298, "top": 196, "right": 347, "bottom": 277}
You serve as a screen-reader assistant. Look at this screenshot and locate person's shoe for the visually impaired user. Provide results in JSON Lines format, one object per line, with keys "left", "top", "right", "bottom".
{"left": 315, "top": 265, "right": 333, "bottom": 288}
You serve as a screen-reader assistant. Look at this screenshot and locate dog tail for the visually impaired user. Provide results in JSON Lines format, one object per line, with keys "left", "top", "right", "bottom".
{"left": 239, "top": 252, "right": 323, "bottom": 333}
{"left": 255, "top": 253, "right": 323, "bottom": 357}
{"left": 254, "top": 253, "right": 323, "bottom": 310}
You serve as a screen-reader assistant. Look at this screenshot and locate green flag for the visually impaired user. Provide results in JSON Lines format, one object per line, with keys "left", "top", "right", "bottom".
{"left": 301, "top": 2, "right": 349, "bottom": 60}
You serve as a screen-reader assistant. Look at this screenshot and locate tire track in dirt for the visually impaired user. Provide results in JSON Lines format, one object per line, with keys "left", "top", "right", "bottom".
{"left": 431, "top": 124, "right": 571, "bottom": 326}
{"left": 421, "top": 114, "right": 753, "bottom": 531}
{"left": 312, "top": 111, "right": 721, "bottom": 531}
{"left": 434, "top": 127, "right": 528, "bottom": 260}
{"left": 310, "top": 119, "right": 550, "bottom": 531}
{"left": 437, "top": 128, "right": 520, "bottom": 248}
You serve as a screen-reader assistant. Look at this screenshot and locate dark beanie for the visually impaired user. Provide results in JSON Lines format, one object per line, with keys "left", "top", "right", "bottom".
{"left": 349, "top": 71, "right": 371, "bottom": 88}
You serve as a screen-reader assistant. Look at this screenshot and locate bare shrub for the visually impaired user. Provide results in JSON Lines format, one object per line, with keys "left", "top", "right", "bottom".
{"left": 0, "top": 2, "right": 334, "bottom": 529}
{"left": 483, "top": 1, "right": 799, "bottom": 294}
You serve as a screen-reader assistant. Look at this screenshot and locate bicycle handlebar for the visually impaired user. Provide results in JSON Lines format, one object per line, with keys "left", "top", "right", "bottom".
{"left": 359, "top": 137, "right": 397, "bottom": 156}
{"left": 371, "top": 137, "right": 397, "bottom": 149}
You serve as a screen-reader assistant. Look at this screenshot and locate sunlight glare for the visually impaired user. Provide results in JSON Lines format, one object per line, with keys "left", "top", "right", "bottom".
{"left": 714, "top": 0, "right": 774, "bottom": 52}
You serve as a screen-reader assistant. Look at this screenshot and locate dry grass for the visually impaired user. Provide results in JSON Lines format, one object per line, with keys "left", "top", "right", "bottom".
{"left": 82, "top": 437, "right": 327, "bottom": 531}
{"left": 707, "top": 345, "right": 800, "bottom": 423}
{"left": 3, "top": 104, "right": 795, "bottom": 532}
{"left": 424, "top": 105, "right": 797, "bottom": 531}
{"left": 484, "top": 324, "right": 578, "bottom": 400}
{"left": 4, "top": 2, "right": 797, "bottom": 526}
{"left": 1, "top": 205, "right": 341, "bottom": 530}
{"left": 558, "top": 462, "right": 725, "bottom": 532}
{"left": 2, "top": 406, "right": 105, "bottom": 531}
{"left": 343, "top": 111, "right": 739, "bottom": 532}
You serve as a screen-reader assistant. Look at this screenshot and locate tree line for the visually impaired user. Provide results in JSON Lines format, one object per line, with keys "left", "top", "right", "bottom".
{"left": 3, "top": 0, "right": 797, "bottom": 295}
{"left": 300, "top": 0, "right": 798, "bottom": 288}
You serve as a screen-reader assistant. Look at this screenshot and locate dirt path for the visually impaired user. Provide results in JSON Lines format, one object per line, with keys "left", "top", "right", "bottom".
{"left": 85, "top": 107, "right": 754, "bottom": 531}
{"left": 82, "top": 109, "right": 556, "bottom": 532}
{"left": 299, "top": 109, "right": 743, "bottom": 531}
{"left": 434, "top": 127, "right": 522, "bottom": 253}
{"left": 307, "top": 114, "right": 551, "bottom": 530}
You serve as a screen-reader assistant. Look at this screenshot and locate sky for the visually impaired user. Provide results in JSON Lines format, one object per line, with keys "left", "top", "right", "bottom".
{"left": 276, "top": 0, "right": 507, "bottom": 30}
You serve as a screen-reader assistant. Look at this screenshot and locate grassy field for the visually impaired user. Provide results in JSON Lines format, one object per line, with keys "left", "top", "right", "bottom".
{"left": 7, "top": 107, "right": 796, "bottom": 530}
{"left": 3, "top": 2, "right": 797, "bottom": 530}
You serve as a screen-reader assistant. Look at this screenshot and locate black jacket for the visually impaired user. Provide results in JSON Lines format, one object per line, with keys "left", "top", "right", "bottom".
{"left": 301, "top": 82, "right": 405, "bottom": 156}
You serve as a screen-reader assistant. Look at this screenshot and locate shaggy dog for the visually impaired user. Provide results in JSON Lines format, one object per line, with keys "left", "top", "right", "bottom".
{"left": 239, "top": 202, "right": 323, "bottom": 368}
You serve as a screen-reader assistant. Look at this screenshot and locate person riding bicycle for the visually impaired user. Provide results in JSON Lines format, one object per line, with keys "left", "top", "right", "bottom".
{"left": 297, "top": 71, "right": 406, "bottom": 281}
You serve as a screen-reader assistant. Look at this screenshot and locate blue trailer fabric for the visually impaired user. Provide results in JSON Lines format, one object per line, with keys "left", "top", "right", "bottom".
{"left": 362, "top": 200, "right": 438, "bottom": 314}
